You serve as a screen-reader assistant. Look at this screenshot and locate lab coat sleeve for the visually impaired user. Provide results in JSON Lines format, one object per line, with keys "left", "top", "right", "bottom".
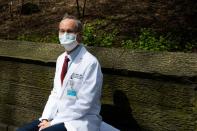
{"left": 39, "top": 57, "right": 60, "bottom": 121}
{"left": 51, "top": 60, "right": 103, "bottom": 123}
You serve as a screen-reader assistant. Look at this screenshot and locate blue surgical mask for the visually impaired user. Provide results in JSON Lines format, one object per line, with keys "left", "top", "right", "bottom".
{"left": 59, "top": 32, "right": 77, "bottom": 45}
{"left": 59, "top": 32, "right": 78, "bottom": 51}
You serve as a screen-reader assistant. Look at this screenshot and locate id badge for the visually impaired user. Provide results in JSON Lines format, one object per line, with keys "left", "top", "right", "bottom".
{"left": 67, "top": 89, "right": 77, "bottom": 96}
{"left": 67, "top": 79, "right": 77, "bottom": 98}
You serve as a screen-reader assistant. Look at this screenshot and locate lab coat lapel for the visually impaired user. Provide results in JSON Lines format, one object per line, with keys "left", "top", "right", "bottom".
{"left": 58, "top": 46, "right": 86, "bottom": 98}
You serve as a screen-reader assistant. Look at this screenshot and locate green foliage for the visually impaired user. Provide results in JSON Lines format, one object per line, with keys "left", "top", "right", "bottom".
{"left": 82, "top": 23, "right": 95, "bottom": 46}
{"left": 138, "top": 28, "right": 171, "bottom": 51}
{"left": 16, "top": 23, "right": 196, "bottom": 52}
{"left": 184, "top": 41, "right": 197, "bottom": 52}
{"left": 121, "top": 40, "right": 136, "bottom": 49}
{"left": 16, "top": 19, "right": 119, "bottom": 48}
{"left": 121, "top": 28, "right": 196, "bottom": 52}
{"left": 83, "top": 19, "right": 118, "bottom": 47}
{"left": 122, "top": 28, "right": 170, "bottom": 51}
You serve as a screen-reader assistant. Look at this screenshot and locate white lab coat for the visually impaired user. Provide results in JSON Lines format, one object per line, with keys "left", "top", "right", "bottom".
{"left": 40, "top": 46, "right": 104, "bottom": 131}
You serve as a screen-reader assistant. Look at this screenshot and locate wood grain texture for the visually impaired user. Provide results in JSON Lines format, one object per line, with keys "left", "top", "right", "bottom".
{"left": 0, "top": 39, "right": 197, "bottom": 77}
{"left": 102, "top": 75, "right": 196, "bottom": 131}
{"left": 103, "top": 74, "right": 196, "bottom": 111}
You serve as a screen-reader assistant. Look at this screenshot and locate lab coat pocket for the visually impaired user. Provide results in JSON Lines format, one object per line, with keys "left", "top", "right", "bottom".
{"left": 71, "top": 76, "right": 83, "bottom": 90}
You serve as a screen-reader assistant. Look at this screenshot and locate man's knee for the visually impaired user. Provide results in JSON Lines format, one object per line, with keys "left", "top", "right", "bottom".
{"left": 16, "top": 119, "right": 40, "bottom": 131}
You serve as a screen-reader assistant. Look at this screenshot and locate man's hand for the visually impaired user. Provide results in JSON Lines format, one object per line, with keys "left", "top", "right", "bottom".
{"left": 38, "top": 120, "right": 51, "bottom": 131}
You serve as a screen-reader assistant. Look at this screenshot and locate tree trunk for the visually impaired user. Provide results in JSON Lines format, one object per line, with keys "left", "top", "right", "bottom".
{"left": 75, "top": 0, "right": 81, "bottom": 18}
{"left": 82, "top": 0, "right": 87, "bottom": 20}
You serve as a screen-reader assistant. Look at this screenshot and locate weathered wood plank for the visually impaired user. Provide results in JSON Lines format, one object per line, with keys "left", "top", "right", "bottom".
{"left": 0, "top": 39, "right": 63, "bottom": 62}
{"left": 0, "top": 60, "right": 55, "bottom": 89}
{"left": 131, "top": 102, "right": 195, "bottom": 131}
{"left": 0, "top": 81, "right": 49, "bottom": 111}
{"left": 102, "top": 74, "right": 196, "bottom": 112}
{"left": 0, "top": 104, "right": 41, "bottom": 126}
{"left": 0, "top": 39, "right": 197, "bottom": 77}
{"left": 0, "top": 60, "right": 195, "bottom": 111}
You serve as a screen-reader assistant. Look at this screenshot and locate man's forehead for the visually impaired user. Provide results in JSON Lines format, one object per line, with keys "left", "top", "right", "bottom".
{"left": 59, "top": 19, "right": 76, "bottom": 28}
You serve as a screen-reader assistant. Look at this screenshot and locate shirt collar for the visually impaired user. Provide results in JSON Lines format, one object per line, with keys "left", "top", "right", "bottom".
{"left": 67, "top": 44, "right": 83, "bottom": 62}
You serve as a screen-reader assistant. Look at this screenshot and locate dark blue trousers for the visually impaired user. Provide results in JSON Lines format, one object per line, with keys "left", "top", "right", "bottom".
{"left": 16, "top": 120, "right": 67, "bottom": 131}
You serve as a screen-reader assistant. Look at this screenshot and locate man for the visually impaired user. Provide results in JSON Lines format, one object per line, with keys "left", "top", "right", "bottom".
{"left": 17, "top": 14, "right": 103, "bottom": 131}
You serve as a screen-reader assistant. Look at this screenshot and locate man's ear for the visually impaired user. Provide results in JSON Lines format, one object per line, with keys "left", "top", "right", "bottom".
{"left": 76, "top": 33, "right": 82, "bottom": 43}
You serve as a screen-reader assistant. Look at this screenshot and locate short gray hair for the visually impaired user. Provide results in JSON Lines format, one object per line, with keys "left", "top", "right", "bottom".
{"left": 62, "top": 13, "right": 83, "bottom": 33}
